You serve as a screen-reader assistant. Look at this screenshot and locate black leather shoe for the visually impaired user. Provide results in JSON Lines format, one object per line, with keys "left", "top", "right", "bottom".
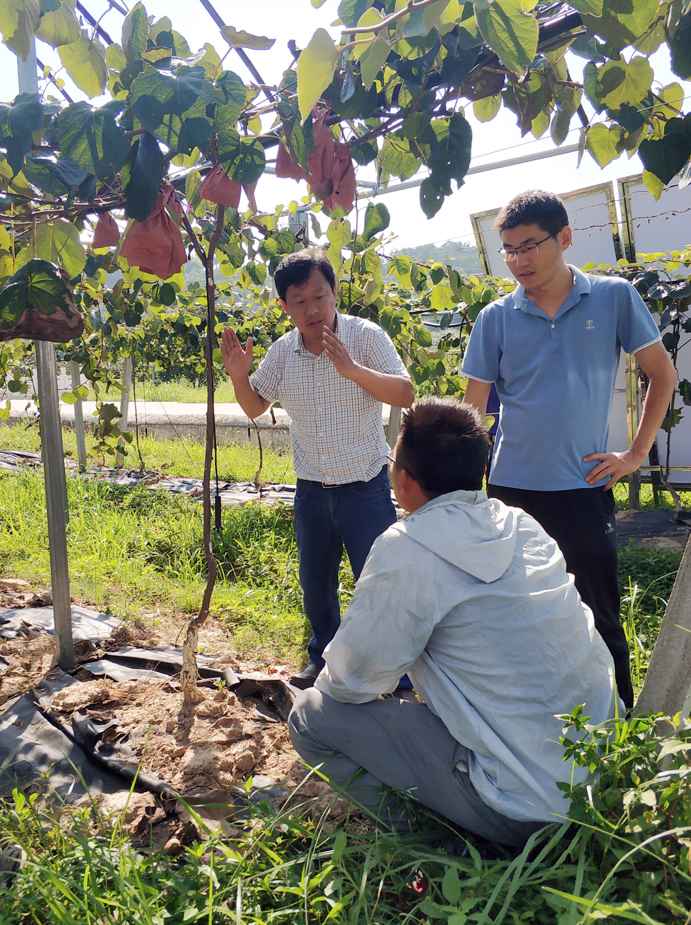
{"left": 289, "top": 662, "right": 322, "bottom": 690}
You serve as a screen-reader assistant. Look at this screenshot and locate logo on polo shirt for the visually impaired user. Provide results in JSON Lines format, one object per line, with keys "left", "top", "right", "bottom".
{"left": 585, "top": 319, "right": 595, "bottom": 330}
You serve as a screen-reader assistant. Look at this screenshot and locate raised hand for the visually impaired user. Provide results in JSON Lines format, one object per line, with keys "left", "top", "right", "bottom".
{"left": 221, "top": 328, "right": 254, "bottom": 381}
{"left": 322, "top": 327, "right": 358, "bottom": 379}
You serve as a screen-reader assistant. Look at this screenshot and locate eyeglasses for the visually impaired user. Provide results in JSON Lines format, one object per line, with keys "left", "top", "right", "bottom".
{"left": 498, "top": 233, "right": 554, "bottom": 261}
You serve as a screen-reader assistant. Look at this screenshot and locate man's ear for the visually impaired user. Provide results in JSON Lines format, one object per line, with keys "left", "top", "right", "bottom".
{"left": 278, "top": 298, "right": 288, "bottom": 314}
{"left": 558, "top": 226, "right": 572, "bottom": 251}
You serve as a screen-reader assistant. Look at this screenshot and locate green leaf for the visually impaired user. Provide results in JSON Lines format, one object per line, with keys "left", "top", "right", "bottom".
{"left": 441, "top": 866, "right": 462, "bottom": 905}
{"left": 36, "top": 4, "right": 80, "bottom": 46}
{"left": 122, "top": 2, "right": 149, "bottom": 62}
{"left": 33, "top": 220, "right": 86, "bottom": 278}
{"left": 380, "top": 135, "right": 420, "bottom": 181}
{"left": 430, "top": 113, "right": 472, "bottom": 184}
{"left": 221, "top": 135, "right": 266, "bottom": 184}
{"left": 363, "top": 203, "right": 389, "bottom": 240}
{"left": 125, "top": 131, "right": 164, "bottom": 221}
{"left": 4, "top": 93, "right": 44, "bottom": 174}
{"left": 177, "top": 117, "right": 213, "bottom": 156}
{"left": 420, "top": 176, "right": 446, "bottom": 219}
{"left": 550, "top": 107, "right": 572, "bottom": 146}
{"left": 0, "top": 259, "right": 72, "bottom": 328}
{"left": 360, "top": 36, "right": 389, "bottom": 90}
{"left": 639, "top": 115, "right": 691, "bottom": 186}
{"left": 596, "top": 57, "right": 653, "bottom": 110}
{"left": 216, "top": 71, "right": 247, "bottom": 115}
{"left": 297, "top": 28, "right": 339, "bottom": 122}
{"left": 586, "top": 123, "right": 620, "bottom": 168}
{"left": 58, "top": 34, "right": 107, "bottom": 97}
{"left": 473, "top": 94, "right": 501, "bottom": 122}
{"left": 220, "top": 26, "right": 275, "bottom": 50}
{"left": 475, "top": 0, "right": 539, "bottom": 76}
{"left": 568, "top": 0, "right": 603, "bottom": 13}
{"left": 50, "top": 101, "right": 130, "bottom": 179}
{"left": 669, "top": 9, "right": 691, "bottom": 80}
{"left": 23, "top": 155, "right": 87, "bottom": 196}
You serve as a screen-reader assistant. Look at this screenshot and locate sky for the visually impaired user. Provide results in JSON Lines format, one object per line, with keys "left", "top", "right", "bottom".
{"left": 1, "top": 0, "right": 689, "bottom": 251}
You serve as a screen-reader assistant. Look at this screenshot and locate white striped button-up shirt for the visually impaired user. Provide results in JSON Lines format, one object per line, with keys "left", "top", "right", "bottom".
{"left": 250, "top": 312, "right": 409, "bottom": 484}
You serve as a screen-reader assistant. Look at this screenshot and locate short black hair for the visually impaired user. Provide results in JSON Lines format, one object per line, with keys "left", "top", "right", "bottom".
{"left": 395, "top": 398, "right": 490, "bottom": 496}
{"left": 496, "top": 190, "right": 569, "bottom": 237}
{"left": 273, "top": 248, "right": 336, "bottom": 300}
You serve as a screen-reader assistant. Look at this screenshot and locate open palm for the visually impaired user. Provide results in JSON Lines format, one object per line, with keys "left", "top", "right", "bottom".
{"left": 221, "top": 328, "right": 254, "bottom": 380}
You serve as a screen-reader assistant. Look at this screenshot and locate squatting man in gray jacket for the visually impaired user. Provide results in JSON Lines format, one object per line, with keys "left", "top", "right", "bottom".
{"left": 289, "top": 398, "right": 619, "bottom": 847}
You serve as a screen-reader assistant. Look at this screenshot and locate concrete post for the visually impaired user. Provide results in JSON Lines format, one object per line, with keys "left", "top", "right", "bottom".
{"left": 386, "top": 406, "right": 402, "bottom": 447}
{"left": 635, "top": 534, "right": 691, "bottom": 718}
{"left": 70, "top": 361, "right": 87, "bottom": 471}
{"left": 18, "top": 41, "right": 74, "bottom": 670}
{"left": 115, "top": 356, "right": 132, "bottom": 468}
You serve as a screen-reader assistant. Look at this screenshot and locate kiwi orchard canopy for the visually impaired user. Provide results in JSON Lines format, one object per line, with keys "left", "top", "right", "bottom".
{"left": 0, "top": 0, "right": 689, "bottom": 703}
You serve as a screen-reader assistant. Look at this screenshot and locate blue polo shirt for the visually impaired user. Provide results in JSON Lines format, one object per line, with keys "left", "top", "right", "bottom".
{"left": 462, "top": 267, "right": 661, "bottom": 491}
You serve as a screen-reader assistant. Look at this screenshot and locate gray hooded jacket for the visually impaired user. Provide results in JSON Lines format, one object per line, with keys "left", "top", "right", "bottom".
{"left": 316, "top": 490, "right": 618, "bottom": 822}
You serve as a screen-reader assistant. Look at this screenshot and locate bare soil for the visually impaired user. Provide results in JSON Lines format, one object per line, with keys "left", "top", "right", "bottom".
{"left": 46, "top": 676, "right": 317, "bottom": 799}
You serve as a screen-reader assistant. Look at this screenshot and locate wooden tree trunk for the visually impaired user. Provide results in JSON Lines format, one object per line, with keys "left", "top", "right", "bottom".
{"left": 180, "top": 205, "right": 225, "bottom": 708}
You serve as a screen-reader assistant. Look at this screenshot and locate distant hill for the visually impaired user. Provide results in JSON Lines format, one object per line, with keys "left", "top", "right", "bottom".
{"left": 392, "top": 240, "right": 483, "bottom": 274}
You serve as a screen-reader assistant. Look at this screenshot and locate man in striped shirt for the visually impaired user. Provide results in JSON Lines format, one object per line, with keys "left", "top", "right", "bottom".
{"left": 222, "top": 249, "right": 414, "bottom": 688}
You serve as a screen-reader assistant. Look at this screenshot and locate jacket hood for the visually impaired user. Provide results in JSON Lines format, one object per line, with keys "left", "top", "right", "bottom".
{"left": 390, "top": 490, "right": 518, "bottom": 582}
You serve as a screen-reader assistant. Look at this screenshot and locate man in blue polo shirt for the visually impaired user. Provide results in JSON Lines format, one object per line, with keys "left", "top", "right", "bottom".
{"left": 462, "top": 190, "right": 676, "bottom": 708}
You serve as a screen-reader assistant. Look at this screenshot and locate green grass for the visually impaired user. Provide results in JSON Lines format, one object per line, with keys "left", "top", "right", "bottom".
{"left": 0, "top": 422, "right": 296, "bottom": 483}
{"left": 0, "top": 447, "right": 687, "bottom": 923}
{"left": 0, "top": 707, "right": 688, "bottom": 924}
{"left": 85, "top": 377, "right": 237, "bottom": 404}
{"left": 0, "top": 471, "right": 351, "bottom": 664}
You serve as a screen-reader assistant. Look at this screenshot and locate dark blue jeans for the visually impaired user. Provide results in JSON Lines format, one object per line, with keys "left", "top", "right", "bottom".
{"left": 294, "top": 466, "right": 397, "bottom": 668}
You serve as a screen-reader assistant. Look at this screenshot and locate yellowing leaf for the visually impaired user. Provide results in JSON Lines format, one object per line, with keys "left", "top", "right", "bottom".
{"left": 656, "top": 82, "right": 684, "bottom": 119}
{"left": 0, "top": 225, "right": 14, "bottom": 279}
{"left": 326, "top": 217, "right": 351, "bottom": 271}
{"left": 642, "top": 169, "right": 664, "bottom": 200}
{"left": 473, "top": 94, "right": 501, "bottom": 122}
{"left": 36, "top": 5, "right": 80, "bottom": 47}
{"left": 0, "top": 1, "right": 20, "bottom": 42}
{"left": 220, "top": 26, "right": 275, "bottom": 50}
{"left": 360, "top": 36, "right": 390, "bottom": 89}
{"left": 297, "top": 28, "right": 339, "bottom": 122}
{"left": 58, "top": 34, "right": 107, "bottom": 97}
{"left": 586, "top": 123, "right": 620, "bottom": 168}
{"left": 597, "top": 57, "right": 653, "bottom": 110}
{"left": 351, "top": 9, "right": 384, "bottom": 61}
{"left": 531, "top": 110, "right": 550, "bottom": 138}
{"left": 0, "top": 0, "right": 39, "bottom": 60}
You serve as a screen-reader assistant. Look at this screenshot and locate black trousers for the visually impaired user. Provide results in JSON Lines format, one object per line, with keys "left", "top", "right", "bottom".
{"left": 487, "top": 484, "right": 633, "bottom": 709}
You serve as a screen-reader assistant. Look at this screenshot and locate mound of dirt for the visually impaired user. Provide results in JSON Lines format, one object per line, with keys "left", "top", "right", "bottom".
{"left": 0, "top": 634, "right": 57, "bottom": 706}
{"left": 47, "top": 677, "right": 311, "bottom": 798}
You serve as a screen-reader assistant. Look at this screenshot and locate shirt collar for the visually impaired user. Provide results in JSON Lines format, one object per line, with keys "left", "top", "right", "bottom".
{"left": 513, "top": 265, "right": 591, "bottom": 320}
{"left": 294, "top": 311, "right": 341, "bottom": 354}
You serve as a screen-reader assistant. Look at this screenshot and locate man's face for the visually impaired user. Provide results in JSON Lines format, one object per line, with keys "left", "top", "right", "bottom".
{"left": 280, "top": 268, "right": 337, "bottom": 337}
{"left": 500, "top": 222, "right": 572, "bottom": 289}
